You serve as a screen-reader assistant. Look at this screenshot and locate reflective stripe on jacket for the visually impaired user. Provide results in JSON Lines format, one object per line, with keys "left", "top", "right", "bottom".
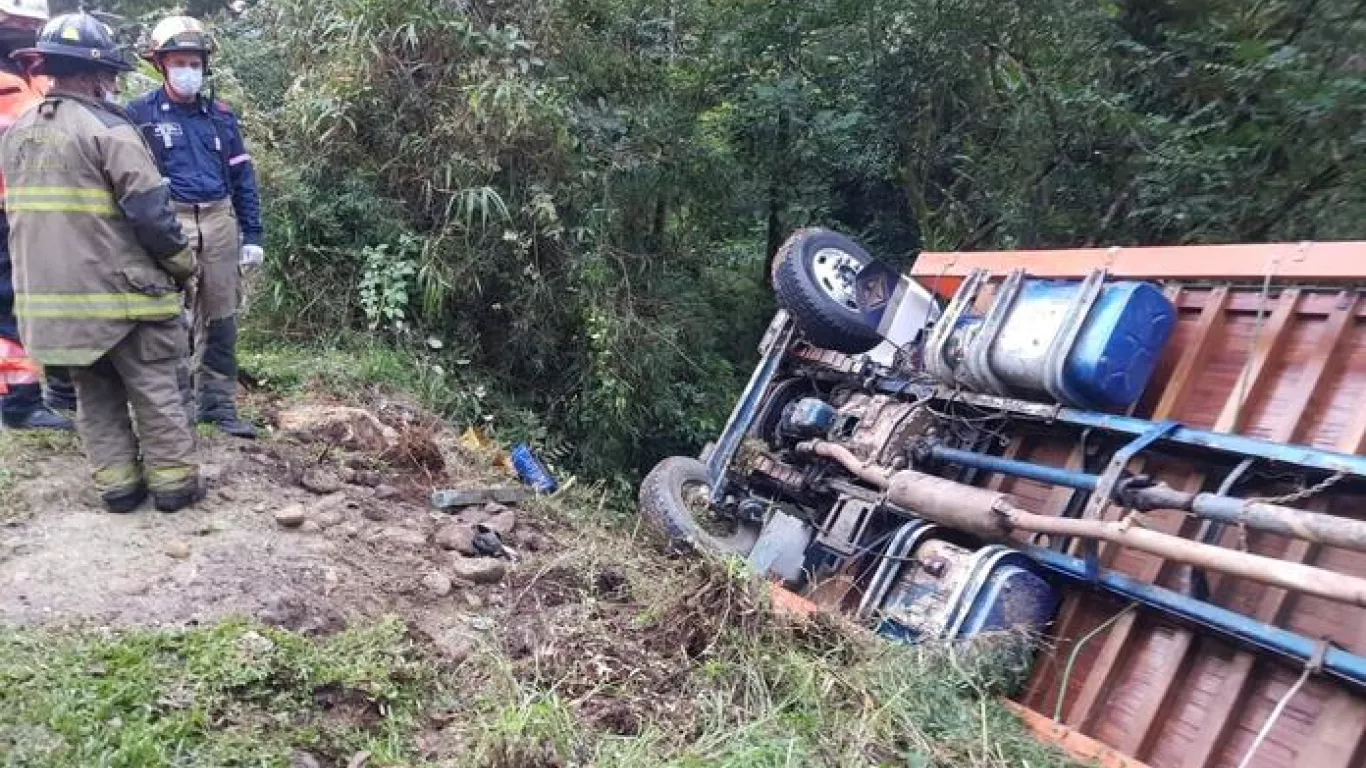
{"left": 0, "top": 91, "right": 195, "bottom": 367}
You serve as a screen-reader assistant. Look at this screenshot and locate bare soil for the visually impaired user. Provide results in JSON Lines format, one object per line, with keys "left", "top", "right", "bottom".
{"left": 0, "top": 405, "right": 568, "bottom": 673}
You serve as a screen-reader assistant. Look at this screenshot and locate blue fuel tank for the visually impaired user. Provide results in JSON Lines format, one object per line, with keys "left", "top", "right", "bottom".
{"left": 935, "top": 274, "right": 1175, "bottom": 410}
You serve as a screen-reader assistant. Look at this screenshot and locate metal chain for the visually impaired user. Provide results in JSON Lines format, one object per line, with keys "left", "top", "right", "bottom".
{"left": 1246, "top": 471, "right": 1346, "bottom": 506}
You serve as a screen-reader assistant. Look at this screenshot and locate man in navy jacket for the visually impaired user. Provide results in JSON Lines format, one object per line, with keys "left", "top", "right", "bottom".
{"left": 128, "top": 14, "right": 262, "bottom": 438}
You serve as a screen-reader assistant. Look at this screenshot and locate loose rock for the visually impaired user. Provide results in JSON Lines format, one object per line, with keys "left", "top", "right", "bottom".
{"left": 290, "top": 751, "right": 323, "bottom": 768}
{"left": 422, "top": 571, "right": 453, "bottom": 597}
{"left": 276, "top": 404, "right": 398, "bottom": 452}
{"left": 300, "top": 468, "right": 344, "bottom": 495}
{"left": 482, "top": 509, "right": 518, "bottom": 537}
{"left": 337, "top": 466, "right": 359, "bottom": 485}
{"left": 431, "top": 633, "right": 473, "bottom": 664}
{"left": 300, "top": 520, "right": 323, "bottom": 534}
{"left": 353, "top": 469, "right": 382, "bottom": 487}
{"left": 448, "top": 556, "right": 508, "bottom": 585}
{"left": 163, "top": 540, "right": 191, "bottom": 559}
{"left": 273, "top": 504, "right": 307, "bottom": 528}
{"left": 514, "top": 529, "right": 546, "bottom": 552}
{"left": 455, "top": 507, "right": 491, "bottom": 527}
{"left": 434, "top": 523, "right": 477, "bottom": 555}
{"left": 463, "top": 592, "right": 484, "bottom": 609}
{"left": 373, "top": 484, "right": 401, "bottom": 501}
{"left": 377, "top": 526, "right": 428, "bottom": 548}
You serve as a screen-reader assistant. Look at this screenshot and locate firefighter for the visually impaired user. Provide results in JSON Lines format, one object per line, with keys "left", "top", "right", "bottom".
{"left": 0, "top": 0, "right": 75, "bottom": 431}
{"left": 128, "top": 15, "right": 262, "bottom": 438}
{"left": 2, "top": 12, "right": 202, "bottom": 512}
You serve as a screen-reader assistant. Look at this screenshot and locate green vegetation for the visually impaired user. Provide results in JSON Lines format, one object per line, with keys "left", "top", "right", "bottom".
{"left": 0, "top": 564, "right": 1079, "bottom": 768}
{"left": 66, "top": 0, "right": 1366, "bottom": 482}
{"left": 0, "top": 619, "right": 432, "bottom": 766}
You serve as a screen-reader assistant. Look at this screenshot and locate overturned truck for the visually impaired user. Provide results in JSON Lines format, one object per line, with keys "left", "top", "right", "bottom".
{"left": 640, "top": 231, "right": 1366, "bottom": 768}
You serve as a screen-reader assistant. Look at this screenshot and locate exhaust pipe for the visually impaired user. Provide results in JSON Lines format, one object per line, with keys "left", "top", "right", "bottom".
{"left": 798, "top": 440, "right": 1366, "bottom": 608}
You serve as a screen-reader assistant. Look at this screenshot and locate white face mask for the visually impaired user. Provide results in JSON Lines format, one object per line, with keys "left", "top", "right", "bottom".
{"left": 167, "top": 66, "right": 204, "bottom": 97}
{"left": 98, "top": 76, "right": 121, "bottom": 105}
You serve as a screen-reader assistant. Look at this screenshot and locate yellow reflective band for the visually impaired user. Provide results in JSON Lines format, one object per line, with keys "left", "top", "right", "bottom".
{"left": 6, "top": 200, "right": 120, "bottom": 215}
{"left": 7, "top": 187, "right": 118, "bottom": 200}
{"left": 16, "top": 292, "right": 183, "bottom": 320}
{"left": 6, "top": 186, "right": 120, "bottom": 216}
{"left": 94, "top": 463, "right": 144, "bottom": 494}
{"left": 147, "top": 464, "right": 197, "bottom": 493}
{"left": 34, "top": 348, "right": 109, "bottom": 366}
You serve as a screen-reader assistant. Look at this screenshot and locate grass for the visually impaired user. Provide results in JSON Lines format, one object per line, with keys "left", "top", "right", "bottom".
{"left": 0, "top": 559, "right": 1086, "bottom": 768}
{"left": 0, "top": 619, "right": 434, "bottom": 767}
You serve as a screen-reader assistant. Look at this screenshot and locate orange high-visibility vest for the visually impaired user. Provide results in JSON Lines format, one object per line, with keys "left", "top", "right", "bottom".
{"left": 0, "top": 68, "right": 49, "bottom": 391}
{"left": 0, "top": 69, "right": 48, "bottom": 198}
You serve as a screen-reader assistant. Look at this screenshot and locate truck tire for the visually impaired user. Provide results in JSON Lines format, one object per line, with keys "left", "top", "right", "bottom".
{"left": 639, "top": 456, "right": 756, "bottom": 556}
{"left": 772, "top": 228, "right": 883, "bottom": 354}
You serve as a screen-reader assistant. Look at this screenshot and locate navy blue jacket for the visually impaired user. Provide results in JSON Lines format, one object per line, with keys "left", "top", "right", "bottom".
{"left": 126, "top": 88, "right": 263, "bottom": 246}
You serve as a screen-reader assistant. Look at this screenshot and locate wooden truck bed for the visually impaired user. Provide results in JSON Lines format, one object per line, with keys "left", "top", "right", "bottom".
{"left": 911, "top": 243, "right": 1366, "bottom": 768}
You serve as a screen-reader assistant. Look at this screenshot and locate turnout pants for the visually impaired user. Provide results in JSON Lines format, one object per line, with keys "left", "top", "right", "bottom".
{"left": 71, "top": 320, "right": 198, "bottom": 495}
{"left": 175, "top": 199, "right": 242, "bottom": 421}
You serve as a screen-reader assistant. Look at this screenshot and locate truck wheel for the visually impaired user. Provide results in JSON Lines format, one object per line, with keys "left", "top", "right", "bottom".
{"left": 639, "top": 456, "right": 756, "bottom": 556}
{"left": 772, "top": 228, "right": 883, "bottom": 354}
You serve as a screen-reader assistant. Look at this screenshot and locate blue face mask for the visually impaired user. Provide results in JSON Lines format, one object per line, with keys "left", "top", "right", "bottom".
{"left": 167, "top": 66, "right": 203, "bottom": 97}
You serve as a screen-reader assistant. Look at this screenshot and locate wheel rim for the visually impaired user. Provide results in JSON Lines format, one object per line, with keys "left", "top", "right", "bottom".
{"left": 681, "top": 479, "right": 757, "bottom": 556}
{"left": 811, "top": 247, "right": 863, "bottom": 312}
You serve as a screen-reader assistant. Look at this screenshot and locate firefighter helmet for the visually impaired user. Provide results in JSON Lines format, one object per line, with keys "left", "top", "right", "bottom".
{"left": 11, "top": 12, "right": 131, "bottom": 71}
{"left": 142, "top": 15, "right": 213, "bottom": 60}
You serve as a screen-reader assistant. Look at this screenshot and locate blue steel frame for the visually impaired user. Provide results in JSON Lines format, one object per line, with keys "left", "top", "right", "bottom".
{"left": 1029, "top": 546, "right": 1366, "bottom": 689}
{"left": 705, "top": 312, "right": 796, "bottom": 499}
{"left": 919, "top": 388, "right": 1366, "bottom": 478}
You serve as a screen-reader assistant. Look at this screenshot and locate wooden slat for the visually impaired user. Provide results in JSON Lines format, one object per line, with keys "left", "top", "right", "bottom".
{"left": 1178, "top": 546, "right": 1311, "bottom": 768}
{"left": 1153, "top": 287, "right": 1231, "bottom": 420}
{"left": 1272, "top": 291, "right": 1360, "bottom": 443}
{"left": 1179, "top": 315, "right": 1366, "bottom": 768}
{"left": 1005, "top": 700, "right": 1157, "bottom": 768}
{"left": 1126, "top": 292, "right": 1361, "bottom": 759}
{"left": 1068, "top": 288, "right": 1282, "bottom": 731}
{"left": 1044, "top": 287, "right": 1206, "bottom": 724}
{"left": 1066, "top": 475, "right": 1204, "bottom": 732}
{"left": 1213, "top": 288, "right": 1303, "bottom": 434}
{"left": 1298, "top": 611, "right": 1366, "bottom": 768}
{"left": 1296, "top": 691, "right": 1366, "bottom": 768}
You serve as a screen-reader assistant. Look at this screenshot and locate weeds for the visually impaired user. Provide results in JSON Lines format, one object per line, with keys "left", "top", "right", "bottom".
{"left": 0, "top": 619, "right": 433, "bottom": 767}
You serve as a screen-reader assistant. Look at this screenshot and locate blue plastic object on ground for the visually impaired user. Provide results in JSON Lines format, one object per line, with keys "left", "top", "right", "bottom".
{"left": 511, "top": 443, "right": 558, "bottom": 494}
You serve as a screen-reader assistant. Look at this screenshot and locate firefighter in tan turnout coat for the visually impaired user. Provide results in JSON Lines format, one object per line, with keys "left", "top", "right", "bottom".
{"left": 1, "top": 12, "right": 203, "bottom": 513}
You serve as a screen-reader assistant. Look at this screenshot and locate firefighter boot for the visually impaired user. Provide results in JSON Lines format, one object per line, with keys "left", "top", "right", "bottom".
{"left": 1, "top": 382, "right": 74, "bottom": 431}
{"left": 197, "top": 371, "right": 257, "bottom": 438}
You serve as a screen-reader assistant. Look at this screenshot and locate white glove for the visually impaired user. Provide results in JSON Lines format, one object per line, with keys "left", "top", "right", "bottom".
{"left": 239, "top": 244, "right": 265, "bottom": 272}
